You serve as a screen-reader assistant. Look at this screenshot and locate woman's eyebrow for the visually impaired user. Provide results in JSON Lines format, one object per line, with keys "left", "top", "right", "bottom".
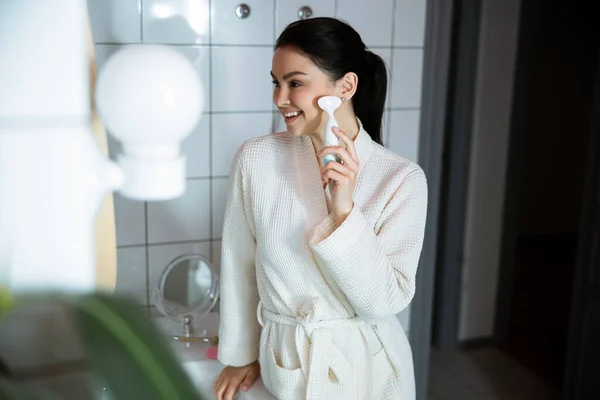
{"left": 270, "top": 71, "right": 308, "bottom": 80}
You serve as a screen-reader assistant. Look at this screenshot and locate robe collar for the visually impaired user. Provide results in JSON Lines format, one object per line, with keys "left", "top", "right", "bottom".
{"left": 353, "top": 118, "right": 375, "bottom": 166}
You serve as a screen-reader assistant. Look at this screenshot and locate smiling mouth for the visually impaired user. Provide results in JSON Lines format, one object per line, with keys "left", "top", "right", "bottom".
{"left": 283, "top": 110, "right": 303, "bottom": 124}
{"left": 283, "top": 111, "right": 303, "bottom": 118}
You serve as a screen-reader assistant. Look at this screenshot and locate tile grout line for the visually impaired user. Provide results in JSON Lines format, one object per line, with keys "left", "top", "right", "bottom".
{"left": 154, "top": 239, "right": 217, "bottom": 247}
{"left": 273, "top": 0, "right": 277, "bottom": 43}
{"left": 144, "top": 202, "right": 150, "bottom": 308}
{"left": 139, "top": 0, "right": 144, "bottom": 43}
{"left": 90, "top": 107, "right": 415, "bottom": 115}
{"left": 210, "top": 110, "right": 279, "bottom": 114}
{"left": 187, "top": 175, "right": 229, "bottom": 180}
{"left": 208, "top": 0, "right": 214, "bottom": 265}
{"left": 387, "top": 0, "right": 399, "bottom": 149}
{"left": 271, "top": 1, "right": 278, "bottom": 134}
{"left": 117, "top": 239, "right": 218, "bottom": 250}
{"left": 140, "top": 0, "right": 150, "bottom": 315}
{"left": 94, "top": 43, "right": 422, "bottom": 50}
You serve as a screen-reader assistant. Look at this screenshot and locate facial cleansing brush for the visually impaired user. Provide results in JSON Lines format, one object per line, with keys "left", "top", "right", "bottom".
{"left": 317, "top": 96, "right": 342, "bottom": 165}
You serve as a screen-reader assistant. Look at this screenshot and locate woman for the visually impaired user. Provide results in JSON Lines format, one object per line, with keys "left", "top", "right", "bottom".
{"left": 214, "top": 17, "right": 427, "bottom": 400}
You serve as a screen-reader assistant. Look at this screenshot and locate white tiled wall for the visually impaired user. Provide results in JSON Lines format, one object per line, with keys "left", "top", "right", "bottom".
{"left": 88, "top": 0, "right": 427, "bottom": 333}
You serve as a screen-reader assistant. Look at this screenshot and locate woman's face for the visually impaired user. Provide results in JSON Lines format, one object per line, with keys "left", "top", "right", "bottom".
{"left": 271, "top": 47, "right": 337, "bottom": 137}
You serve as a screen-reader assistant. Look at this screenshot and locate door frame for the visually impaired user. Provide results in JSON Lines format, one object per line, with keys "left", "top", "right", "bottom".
{"left": 408, "top": 0, "right": 454, "bottom": 398}
{"left": 429, "top": 0, "right": 482, "bottom": 351}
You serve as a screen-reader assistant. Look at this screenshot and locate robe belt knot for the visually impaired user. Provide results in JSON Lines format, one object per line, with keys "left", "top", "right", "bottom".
{"left": 257, "top": 301, "right": 365, "bottom": 399}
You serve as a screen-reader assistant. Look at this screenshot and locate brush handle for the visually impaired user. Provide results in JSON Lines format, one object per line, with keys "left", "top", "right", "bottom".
{"left": 323, "top": 113, "right": 339, "bottom": 165}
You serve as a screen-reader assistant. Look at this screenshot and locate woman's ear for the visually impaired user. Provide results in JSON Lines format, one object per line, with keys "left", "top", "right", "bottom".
{"left": 338, "top": 72, "right": 358, "bottom": 100}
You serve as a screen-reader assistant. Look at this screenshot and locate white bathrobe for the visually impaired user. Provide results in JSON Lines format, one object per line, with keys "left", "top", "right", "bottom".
{"left": 218, "top": 123, "right": 428, "bottom": 400}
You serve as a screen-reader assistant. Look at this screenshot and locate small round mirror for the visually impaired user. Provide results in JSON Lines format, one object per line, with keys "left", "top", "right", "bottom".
{"left": 154, "top": 254, "right": 219, "bottom": 336}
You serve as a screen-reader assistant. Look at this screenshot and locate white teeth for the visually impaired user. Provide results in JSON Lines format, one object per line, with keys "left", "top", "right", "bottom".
{"left": 284, "top": 111, "right": 301, "bottom": 118}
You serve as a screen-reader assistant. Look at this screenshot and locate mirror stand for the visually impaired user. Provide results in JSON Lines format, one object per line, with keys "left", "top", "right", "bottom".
{"left": 153, "top": 253, "right": 219, "bottom": 343}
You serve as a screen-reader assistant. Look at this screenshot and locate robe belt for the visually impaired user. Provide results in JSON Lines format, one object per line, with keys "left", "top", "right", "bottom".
{"left": 257, "top": 302, "right": 402, "bottom": 399}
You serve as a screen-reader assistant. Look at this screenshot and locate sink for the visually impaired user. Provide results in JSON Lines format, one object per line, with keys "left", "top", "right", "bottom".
{"left": 152, "top": 313, "right": 274, "bottom": 399}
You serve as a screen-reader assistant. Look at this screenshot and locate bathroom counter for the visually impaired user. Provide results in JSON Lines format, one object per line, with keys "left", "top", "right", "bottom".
{"left": 152, "top": 313, "right": 274, "bottom": 400}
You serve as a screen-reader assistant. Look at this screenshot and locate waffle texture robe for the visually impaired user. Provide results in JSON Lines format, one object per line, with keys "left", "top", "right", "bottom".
{"left": 218, "top": 123, "right": 428, "bottom": 399}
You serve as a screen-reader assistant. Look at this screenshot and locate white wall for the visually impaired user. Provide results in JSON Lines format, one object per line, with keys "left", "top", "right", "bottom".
{"left": 88, "top": 0, "right": 428, "bottom": 334}
{"left": 459, "top": 0, "right": 521, "bottom": 341}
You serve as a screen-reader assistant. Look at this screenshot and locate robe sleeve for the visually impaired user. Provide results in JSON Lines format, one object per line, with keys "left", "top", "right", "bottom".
{"left": 309, "top": 165, "right": 428, "bottom": 320}
{"left": 217, "top": 146, "right": 260, "bottom": 366}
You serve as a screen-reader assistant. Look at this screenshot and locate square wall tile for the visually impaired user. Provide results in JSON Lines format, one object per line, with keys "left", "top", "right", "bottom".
{"left": 88, "top": 0, "right": 141, "bottom": 43}
{"left": 276, "top": 0, "right": 336, "bottom": 38}
{"left": 147, "top": 180, "right": 211, "bottom": 243}
{"left": 211, "top": 178, "right": 230, "bottom": 238}
{"left": 147, "top": 242, "right": 212, "bottom": 305}
{"left": 382, "top": 111, "right": 391, "bottom": 147}
{"left": 211, "top": 46, "right": 274, "bottom": 112}
{"left": 116, "top": 247, "right": 147, "bottom": 306}
{"left": 94, "top": 44, "right": 125, "bottom": 70}
{"left": 272, "top": 112, "right": 287, "bottom": 134}
{"left": 394, "top": 0, "right": 427, "bottom": 47}
{"left": 212, "top": 240, "right": 222, "bottom": 274}
{"left": 211, "top": 113, "right": 275, "bottom": 176}
{"left": 337, "top": 0, "right": 394, "bottom": 47}
{"left": 371, "top": 47, "right": 392, "bottom": 108}
{"left": 142, "top": 0, "right": 209, "bottom": 44}
{"left": 184, "top": 113, "right": 210, "bottom": 178}
{"left": 391, "top": 49, "right": 424, "bottom": 108}
{"left": 212, "top": 0, "right": 274, "bottom": 45}
{"left": 114, "top": 193, "right": 146, "bottom": 246}
{"left": 389, "top": 110, "right": 420, "bottom": 162}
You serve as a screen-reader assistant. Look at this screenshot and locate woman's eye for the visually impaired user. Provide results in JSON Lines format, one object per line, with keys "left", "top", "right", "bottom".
{"left": 290, "top": 81, "right": 302, "bottom": 88}
{"left": 272, "top": 80, "right": 280, "bottom": 87}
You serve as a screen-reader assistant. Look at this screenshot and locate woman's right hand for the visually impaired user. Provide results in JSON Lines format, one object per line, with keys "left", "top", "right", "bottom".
{"left": 214, "top": 361, "right": 261, "bottom": 400}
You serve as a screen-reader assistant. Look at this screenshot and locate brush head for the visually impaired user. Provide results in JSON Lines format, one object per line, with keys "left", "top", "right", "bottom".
{"left": 317, "top": 96, "right": 342, "bottom": 113}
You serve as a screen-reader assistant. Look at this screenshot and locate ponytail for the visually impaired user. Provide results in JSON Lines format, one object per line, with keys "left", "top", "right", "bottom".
{"left": 354, "top": 51, "right": 387, "bottom": 145}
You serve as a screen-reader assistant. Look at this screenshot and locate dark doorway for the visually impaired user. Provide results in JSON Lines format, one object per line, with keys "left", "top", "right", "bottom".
{"left": 497, "top": 0, "right": 600, "bottom": 392}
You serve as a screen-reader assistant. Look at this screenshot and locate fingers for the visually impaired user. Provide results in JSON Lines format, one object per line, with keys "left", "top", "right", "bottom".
{"left": 323, "top": 159, "right": 355, "bottom": 179}
{"left": 240, "top": 366, "right": 260, "bottom": 391}
{"left": 214, "top": 375, "right": 228, "bottom": 400}
{"left": 318, "top": 146, "right": 358, "bottom": 171}
{"left": 332, "top": 126, "right": 359, "bottom": 162}
{"left": 320, "top": 153, "right": 356, "bottom": 186}
{"left": 214, "top": 381, "right": 225, "bottom": 400}
{"left": 214, "top": 371, "right": 242, "bottom": 400}
{"left": 224, "top": 385, "right": 238, "bottom": 400}
{"left": 214, "top": 362, "right": 260, "bottom": 399}
{"left": 322, "top": 168, "right": 351, "bottom": 186}
{"left": 215, "top": 380, "right": 241, "bottom": 400}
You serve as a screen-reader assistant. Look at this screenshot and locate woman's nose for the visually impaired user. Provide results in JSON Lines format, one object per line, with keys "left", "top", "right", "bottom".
{"left": 274, "top": 88, "right": 290, "bottom": 107}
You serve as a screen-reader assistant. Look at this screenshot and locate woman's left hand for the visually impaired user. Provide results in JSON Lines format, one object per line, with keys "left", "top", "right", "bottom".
{"left": 317, "top": 126, "right": 359, "bottom": 227}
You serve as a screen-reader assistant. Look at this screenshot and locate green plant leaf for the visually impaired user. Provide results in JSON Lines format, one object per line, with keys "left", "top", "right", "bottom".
{"left": 0, "top": 288, "right": 13, "bottom": 320}
{"left": 71, "top": 293, "right": 204, "bottom": 400}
